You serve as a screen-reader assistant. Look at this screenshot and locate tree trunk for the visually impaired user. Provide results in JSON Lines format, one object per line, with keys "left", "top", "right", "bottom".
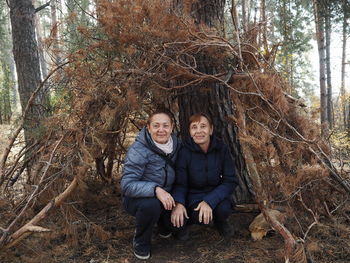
{"left": 0, "top": 5, "right": 13, "bottom": 122}
{"left": 50, "top": 0, "right": 61, "bottom": 66}
{"left": 259, "top": 0, "right": 268, "bottom": 52}
{"left": 0, "top": 63, "right": 13, "bottom": 123}
{"left": 9, "top": 0, "right": 48, "bottom": 140}
{"left": 325, "top": 5, "right": 333, "bottom": 130}
{"left": 34, "top": 0, "right": 48, "bottom": 80}
{"left": 176, "top": 0, "right": 254, "bottom": 204}
{"left": 312, "top": 0, "right": 328, "bottom": 137}
{"left": 241, "top": 0, "right": 247, "bottom": 33}
{"left": 341, "top": 0, "right": 348, "bottom": 131}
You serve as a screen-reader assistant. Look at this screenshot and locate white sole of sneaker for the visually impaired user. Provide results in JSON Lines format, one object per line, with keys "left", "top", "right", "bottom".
{"left": 159, "top": 233, "right": 172, "bottom": 238}
{"left": 134, "top": 251, "right": 150, "bottom": 260}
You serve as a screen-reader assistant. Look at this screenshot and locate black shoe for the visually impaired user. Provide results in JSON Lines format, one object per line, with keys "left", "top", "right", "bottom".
{"left": 158, "top": 225, "right": 172, "bottom": 238}
{"left": 215, "top": 220, "right": 234, "bottom": 238}
{"left": 134, "top": 248, "right": 150, "bottom": 260}
{"left": 159, "top": 231, "right": 172, "bottom": 238}
{"left": 173, "top": 227, "right": 189, "bottom": 241}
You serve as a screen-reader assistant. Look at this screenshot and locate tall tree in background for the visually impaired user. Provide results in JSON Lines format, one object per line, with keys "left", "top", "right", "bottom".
{"left": 9, "top": 0, "right": 48, "bottom": 139}
{"left": 313, "top": 0, "right": 328, "bottom": 136}
{"left": 0, "top": 1, "right": 15, "bottom": 122}
{"left": 50, "top": 0, "right": 61, "bottom": 66}
{"left": 325, "top": 1, "right": 333, "bottom": 129}
{"left": 176, "top": 0, "right": 253, "bottom": 204}
{"left": 340, "top": 0, "right": 349, "bottom": 131}
{"left": 274, "top": 0, "right": 314, "bottom": 98}
{"left": 34, "top": 0, "right": 48, "bottom": 80}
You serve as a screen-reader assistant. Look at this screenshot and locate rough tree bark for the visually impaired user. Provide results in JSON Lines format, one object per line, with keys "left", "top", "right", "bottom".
{"left": 312, "top": 0, "right": 328, "bottom": 137}
{"left": 325, "top": 4, "right": 333, "bottom": 129}
{"left": 9, "top": 0, "right": 49, "bottom": 142}
{"left": 34, "top": 0, "right": 48, "bottom": 80}
{"left": 341, "top": 0, "right": 348, "bottom": 131}
{"left": 175, "top": 0, "right": 254, "bottom": 204}
{"left": 50, "top": 0, "right": 61, "bottom": 66}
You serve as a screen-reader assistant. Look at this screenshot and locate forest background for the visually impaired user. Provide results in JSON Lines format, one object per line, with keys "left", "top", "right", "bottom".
{"left": 0, "top": 0, "right": 350, "bottom": 262}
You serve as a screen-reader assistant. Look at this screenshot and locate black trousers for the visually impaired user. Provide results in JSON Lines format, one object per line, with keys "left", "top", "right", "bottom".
{"left": 123, "top": 197, "right": 171, "bottom": 253}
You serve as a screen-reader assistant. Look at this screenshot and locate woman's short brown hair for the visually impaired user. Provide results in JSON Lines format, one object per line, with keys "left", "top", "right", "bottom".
{"left": 189, "top": 113, "right": 213, "bottom": 127}
{"left": 147, "top": 109, "right": 174, "bottom": 125}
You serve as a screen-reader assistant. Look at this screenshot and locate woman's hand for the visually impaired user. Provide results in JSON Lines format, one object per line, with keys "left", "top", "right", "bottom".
{"left": 155, "top": 187, "right": 175, "bottom": 210}
{"left": 194, "top": 201, "right": 212, "bottom": 224}
{"left": 171, "top": 203, "right": 189, "bottom": 227}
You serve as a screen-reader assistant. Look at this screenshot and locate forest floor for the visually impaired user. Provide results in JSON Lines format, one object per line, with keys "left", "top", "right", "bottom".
{"left": 0, "top": 125, "right": 349, "bottom": 263}
{"left": 0, "top": 180, "right": 349, "bottom": 263}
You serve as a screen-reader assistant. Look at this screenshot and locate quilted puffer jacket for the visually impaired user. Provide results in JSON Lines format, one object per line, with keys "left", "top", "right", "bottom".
{"left": 172, "top": 136, "right": 238, "bottom": 209}
{"left": 121, "top": 127, "right": 180, "bottom": 198}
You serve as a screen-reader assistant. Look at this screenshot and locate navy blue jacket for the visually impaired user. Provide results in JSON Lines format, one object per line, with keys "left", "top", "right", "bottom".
{"left": 121, "top": 127, "right": 180, "bottom": 198}
{"left": 172, "top": 136, "right": 238, "bottom": 209}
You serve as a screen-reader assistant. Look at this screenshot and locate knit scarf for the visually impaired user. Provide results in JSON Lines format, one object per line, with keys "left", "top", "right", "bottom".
{"left": 153, "top": 136, "right": 173, "bottom": 154}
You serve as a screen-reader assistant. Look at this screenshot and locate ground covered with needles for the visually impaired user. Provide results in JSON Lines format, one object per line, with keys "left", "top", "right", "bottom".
{"left": 0, "top": 178, "right": 349, "bottom": 263}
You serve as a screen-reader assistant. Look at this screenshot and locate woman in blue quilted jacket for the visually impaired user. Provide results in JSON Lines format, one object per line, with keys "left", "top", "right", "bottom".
{"left": 171, "top": 113, "right": 238, "bottom": 240}
{"left": 121, "top": 110, "right": 180, "bottom": 260}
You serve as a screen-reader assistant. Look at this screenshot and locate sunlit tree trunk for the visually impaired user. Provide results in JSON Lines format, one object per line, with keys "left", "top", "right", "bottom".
{"left": 51, "top": 0, "right": 61, "bottom": 66}
{"left": 259, "top": 0, "right": 268, "bottom": 52}
{"left": 0, "top": 2, "right": 17, "bottom": 113}
{"left": 241, "top": 0, "right": 247, "bottom": 33}
{"left": 341, "top": 0, "right": 348, "bottom": 131}
{"left": 313, "top": 0, "right": 328, "bottom": 137}
{"left": 34, "top": 0, "right": 48, "bottom": 79}
{"left": 175, "top": 0, "right": 254, "bottom": 204}
{"left": 325, "top": 4, "right": 333, "bottom": 130}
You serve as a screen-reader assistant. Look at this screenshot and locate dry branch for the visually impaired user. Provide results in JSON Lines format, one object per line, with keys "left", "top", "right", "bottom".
{"left": 240, "top": 135, "right": 306, "bottom": 262}
{"left": 0, "top": 62, "right": 69, "bottom": 188}
{"left": 0, "top": 166, "right": 86, "bottom": 250}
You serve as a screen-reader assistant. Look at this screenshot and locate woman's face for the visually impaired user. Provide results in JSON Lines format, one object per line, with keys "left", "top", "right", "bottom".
{"left": 147, "top": 113, "right": 173, "bottom": 144}
{"left": 189, "top": 116, "right": 213, "bottom": 147}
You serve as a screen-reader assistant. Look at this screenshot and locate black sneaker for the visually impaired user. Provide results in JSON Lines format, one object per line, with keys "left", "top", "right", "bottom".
{"left": 215, "top": 220, "right": 234, "bottom": 238}
{"left": 134, "top": 248, "right": 150, "bottom": 260}
{"left": 159, "top": 231, "right": 172, "bottom": 238}
{"left": 158, "top": 225, "right": 172, "bottom": 238}
{"left": 173, "top": 227, "right": 189, "bottom": 241}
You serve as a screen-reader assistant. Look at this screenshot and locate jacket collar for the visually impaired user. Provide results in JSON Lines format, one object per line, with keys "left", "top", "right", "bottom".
{"left": 185, "top": 135, "right": 221, "bottom": 153}
{"left": 136, "top": 127, "right": 179, "bottom": 156}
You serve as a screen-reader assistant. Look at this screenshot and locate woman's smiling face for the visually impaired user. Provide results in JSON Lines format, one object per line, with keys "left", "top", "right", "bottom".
{"left": 189, "top": 116, "right": 213, "bottom": 150}
{"left": 147, "top": 113, "right": 173, "bottom": 144}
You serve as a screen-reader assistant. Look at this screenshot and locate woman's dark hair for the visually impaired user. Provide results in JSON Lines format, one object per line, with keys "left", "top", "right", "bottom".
{"left": 147, "top": 109, "right": 174, "bottom": 125}
{"left": 189, "top": 113, "right": 213, "bottom": 127}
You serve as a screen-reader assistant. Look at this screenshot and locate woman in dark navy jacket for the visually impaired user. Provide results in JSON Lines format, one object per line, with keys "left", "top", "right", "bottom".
{"left": 171, "top": 113, "right": 238, "bottom": 238}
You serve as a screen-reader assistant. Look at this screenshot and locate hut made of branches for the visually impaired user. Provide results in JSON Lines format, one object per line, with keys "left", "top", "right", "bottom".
{"left": 0, "top": 0, "right": 349, "bottom": 261}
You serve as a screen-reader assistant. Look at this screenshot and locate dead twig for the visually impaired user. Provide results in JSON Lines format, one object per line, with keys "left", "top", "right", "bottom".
{"left": 0, "top": 165, "right": 87, "bottom": 250}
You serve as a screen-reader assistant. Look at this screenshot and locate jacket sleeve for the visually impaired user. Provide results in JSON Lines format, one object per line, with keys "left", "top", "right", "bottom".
{"left": 172, "top": 147, "right": 188, "bottom": 205}
{"left": 203, "top": 145, "right": 238, "bottom": 209}
{"left": 121, "top": 146, "right": 159, "bottom": 198}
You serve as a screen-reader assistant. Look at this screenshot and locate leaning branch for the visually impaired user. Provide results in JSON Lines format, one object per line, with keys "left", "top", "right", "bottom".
{"left": 0, "top": 166, "right": 86, "bottom": 250}
{"left": 0, "top": 62, "right": 69, "bottom": 187}
{"left": 35, "top": 1, "right": 51, "bottom": 13}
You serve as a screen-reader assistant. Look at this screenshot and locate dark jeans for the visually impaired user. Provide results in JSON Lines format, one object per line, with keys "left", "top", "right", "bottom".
{"left": 123, "top": 197, "right": 171, "bottom": 253}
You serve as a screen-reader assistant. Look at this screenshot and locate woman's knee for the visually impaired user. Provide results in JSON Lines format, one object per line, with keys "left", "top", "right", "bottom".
{"left": 213, "top": 199, "right": 232, "bottom": 221}
{"left": 138, "top": 198, "right": 162, "bottom": 216}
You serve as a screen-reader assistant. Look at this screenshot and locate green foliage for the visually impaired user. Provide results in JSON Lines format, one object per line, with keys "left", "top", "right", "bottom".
{"left": 271, "top": 0, "right": 315, "bottom": 99}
